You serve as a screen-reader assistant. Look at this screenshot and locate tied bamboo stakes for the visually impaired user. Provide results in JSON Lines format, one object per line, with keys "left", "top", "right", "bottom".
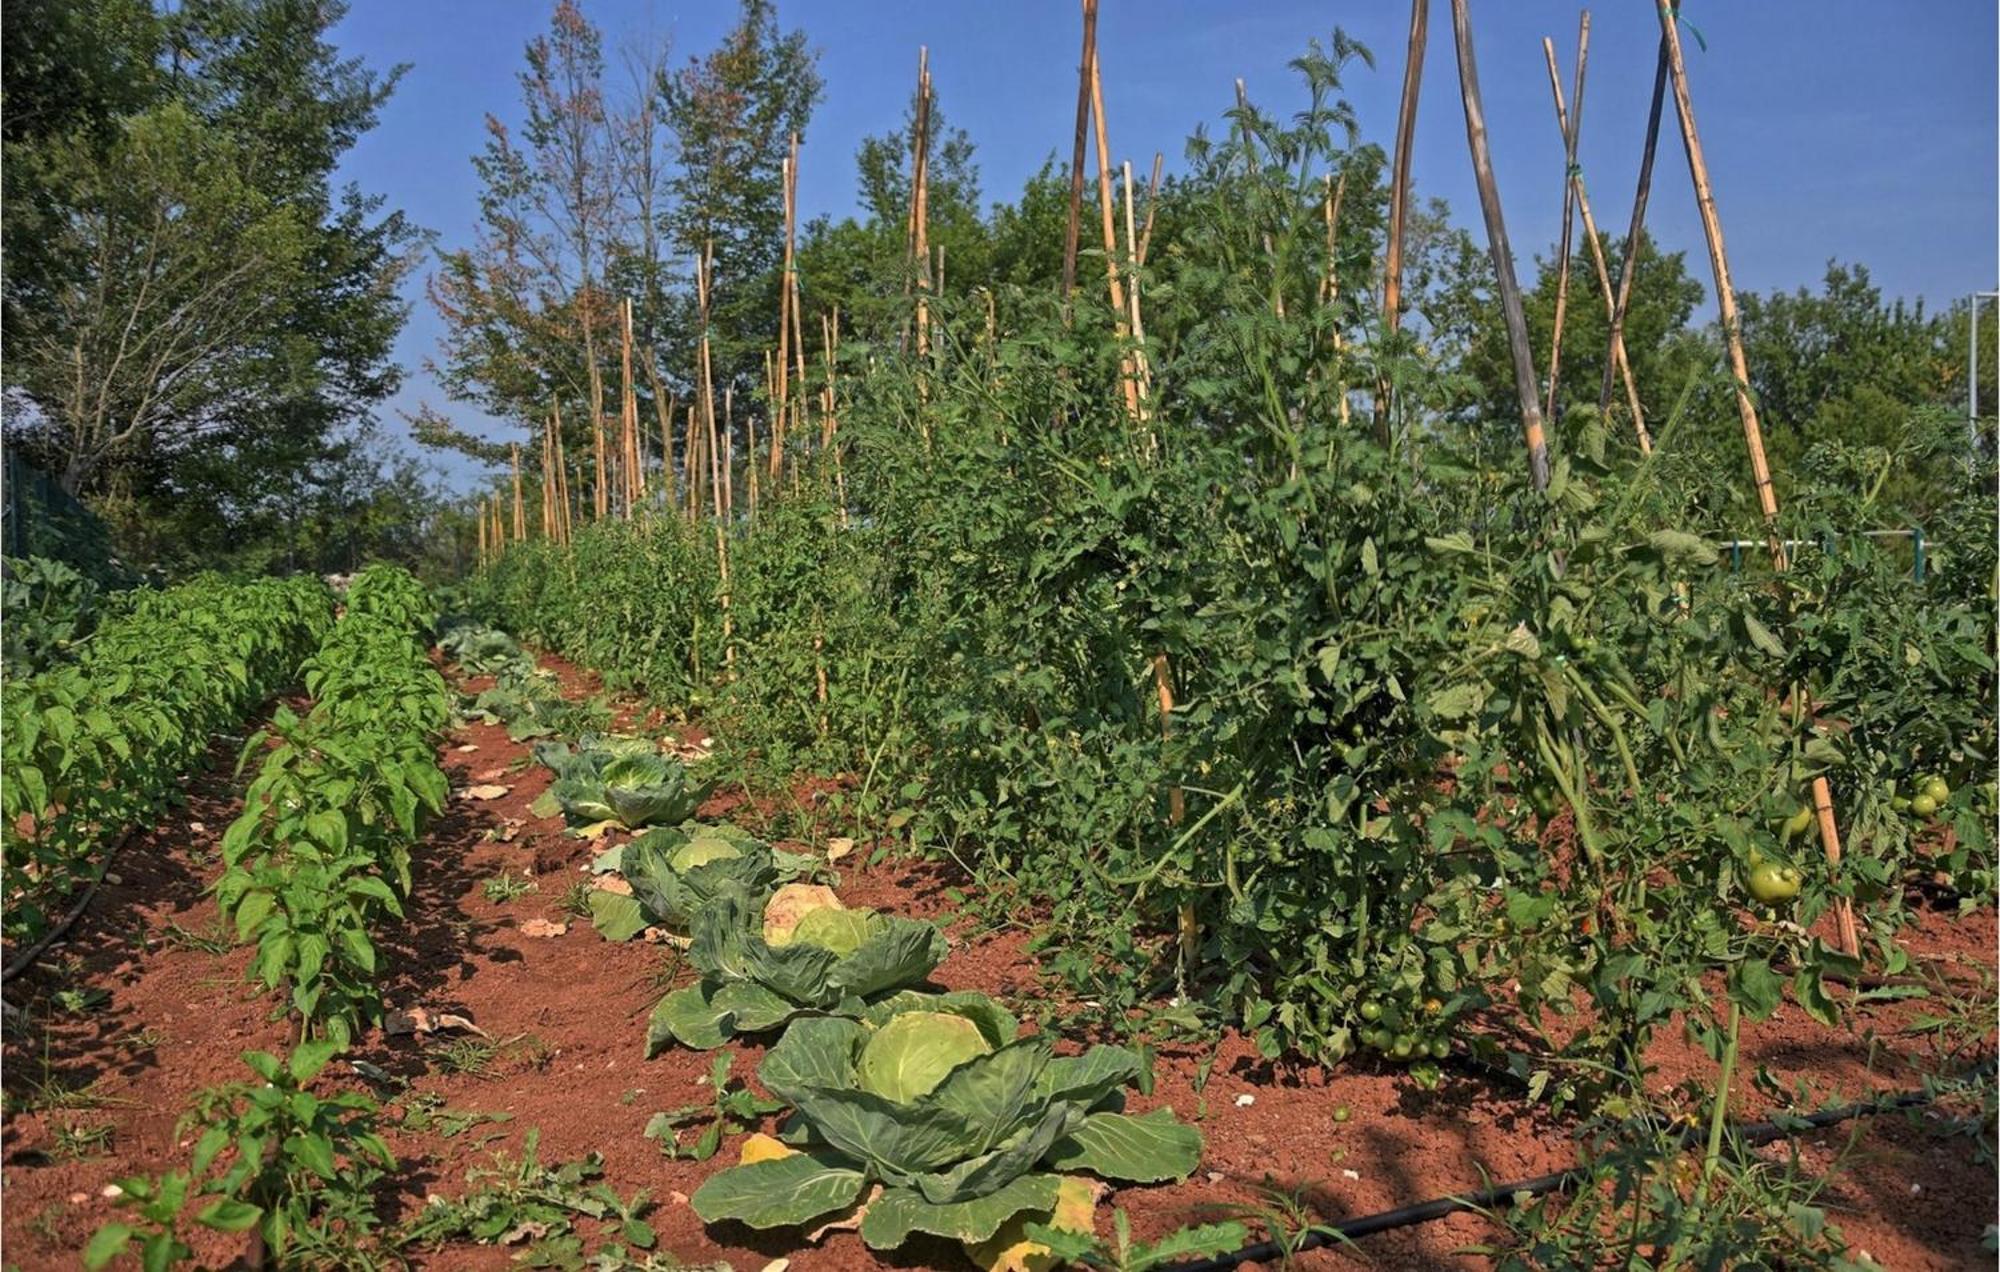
{"left": 1603, "top": 21, "right": 1670, "bottom": 444}
{"left": 1541, "top": 26, "right": 1647, "bottom": 449}
{"left": 1059, "top": 0, "right": 1099, "bottom": 320}
{"left": 1377, "top": 0, "right": 1427, "bottom": 443}
{"left": 1449, "top": 0, "right": 1549, "bottom": 491}
{"left": 1541, "top": 13, "right": 1587, "bottom": 426}
{"left": 1654, "top": 1, "right": 1859, "bottom": 958}
{"left": 620, "top": 297, "right": 643, "bottom": 516}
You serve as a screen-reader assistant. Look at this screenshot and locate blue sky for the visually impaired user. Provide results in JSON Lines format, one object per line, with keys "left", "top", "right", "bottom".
{"left": 328, "top": 1, "right": 1999, "bottom": 488}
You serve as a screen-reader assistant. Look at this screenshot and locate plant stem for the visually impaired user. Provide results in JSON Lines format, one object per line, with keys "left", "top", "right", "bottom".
{"left": 1699, "top": 998, "right": 1742, "bottom": 1202}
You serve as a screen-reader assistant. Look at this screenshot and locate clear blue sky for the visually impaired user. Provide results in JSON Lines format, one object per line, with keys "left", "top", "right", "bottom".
{"left": 328, "top": 1, "right": 1999, "bottom": 487}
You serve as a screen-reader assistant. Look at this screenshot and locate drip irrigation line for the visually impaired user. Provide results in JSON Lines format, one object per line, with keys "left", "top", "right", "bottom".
{"left": 0, "top": 825, "right": 136, "bottom": 986}
{"left": 1162, "top": 1072, "right": 1979, "bottom": 1272}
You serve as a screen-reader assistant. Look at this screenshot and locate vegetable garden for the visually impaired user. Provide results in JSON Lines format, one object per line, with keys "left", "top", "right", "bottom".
{"left": 2, "top": 2, "right": 1995, "bottom": 1270}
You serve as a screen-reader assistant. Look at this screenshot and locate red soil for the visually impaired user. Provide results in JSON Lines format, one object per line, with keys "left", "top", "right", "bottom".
{"left": 2, "top": 654, "right": 1992, "bottom": 1271}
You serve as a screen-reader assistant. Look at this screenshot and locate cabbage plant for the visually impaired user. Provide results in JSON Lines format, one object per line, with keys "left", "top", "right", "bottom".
{"left": 534, "top": 735, "right": 709, "bottom": 829}
{"left": 690, "top": 992, "right": 1201, "bottom": 1252}
{"left": 646, "top": 889, "right": 947, "bottom": 1051}
{"left": 588, "top": 824, "right": 815, "bottom": 941}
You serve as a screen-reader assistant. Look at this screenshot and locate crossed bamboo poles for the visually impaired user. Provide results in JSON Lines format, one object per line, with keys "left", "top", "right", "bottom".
{"left": 484, "top": 1, "right": 1863, "bottom": 963}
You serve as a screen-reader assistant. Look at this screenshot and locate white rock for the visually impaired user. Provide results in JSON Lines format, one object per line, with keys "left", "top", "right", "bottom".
{"left": 1234, "top": 1094, "right": 1255, "bottom": 1108}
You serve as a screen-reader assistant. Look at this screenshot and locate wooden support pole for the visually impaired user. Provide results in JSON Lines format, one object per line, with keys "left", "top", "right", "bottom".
{"left": 1121, "top": 160, "right": 1153, "bottom": 409}
{"left": 697, "top": 245, "right": 733, "bottom": 673}
{"left": 1602, "top": 21, "right": 1670, "bottom": 445}
{"left": 1060, "top": 0, "right": 1099, "bottom": 318}
{"left": 1322, "top": 170, "right": 1352, "bottom": 425}
{"left": 621, "top": 296, "right": 641, "bottom": 513}
{"left": 1088, "top": 46, "right": 1139, "bottom": 420}
{"left": 511, "top": 443, "right": 525, "bottom": 541}
{"left": 1378, "top": 0, "right": 1428, "bottom": 442}
{"left": 1541, "top": 15, "right": 1588, "bottom": 425}
{"left": 774, "top": 133, "right": 798, "bottom": 482}
{"left": 1656, "top": 1, "right": 1856, "bottom": 957}
{"left": 1135, "top": 151, "right": 1163, "bottom": 266}
{"left": 1450, "top": 0, "right": 1550, "bottom": 490}
{"left": 910, "top": 48, "right": 933, "bottom": 359}
{"left": 1543, "top": 26, "right": 1648, "bottom": 445}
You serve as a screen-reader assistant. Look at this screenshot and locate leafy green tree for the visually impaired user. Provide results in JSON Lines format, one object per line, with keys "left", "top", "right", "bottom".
{"left": 1, "top": 0, "right": 416, "bottom": 567}
{"left": 658, "top": 0, "right": 821, "bottom": 400}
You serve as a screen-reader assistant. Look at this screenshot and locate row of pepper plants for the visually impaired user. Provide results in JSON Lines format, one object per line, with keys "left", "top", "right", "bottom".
{"left": 3, "top": 574, "right": 332, "bottom": 949}
{"left": 90, "top": 564, "right": 453, "bottom": 1270}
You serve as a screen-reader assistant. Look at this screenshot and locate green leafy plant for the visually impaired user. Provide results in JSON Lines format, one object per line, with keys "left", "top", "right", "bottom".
{"left": 483, "top": 871, "right": 538, "bottom": 904}
{"left": 586, "top": 822, "right": 815, "bottom": 940}
{"left": 1028, "top": 1210, "right": 1251, "bottom": 1272}
{"left": 404, "top": 1129, "right": 657, "bottom": 1264}
{"left": 536, "top": 735, "right": 710, "bottom": 831}
{"left": 690, "top": 991, "right": 1201, "bottom": 1253}
{"left": 648, "top": 887, "right": 946, "bottom": 1051}
{"left": 87, "top": 1042, "right": 395, "bottom": 1270}
{"left": 642, "top": 1050, "right": 784, "bottom": 1160}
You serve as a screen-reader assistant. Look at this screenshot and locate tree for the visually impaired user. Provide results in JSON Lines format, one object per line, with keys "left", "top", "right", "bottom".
{"left": 658, "top": 0, "right": 822, "bottom": 399}
{"left": 1, "top": 0, "right": 416, "bottom": 557}
{"left": 428, "top": 0, "right": 620, "bottom": 459}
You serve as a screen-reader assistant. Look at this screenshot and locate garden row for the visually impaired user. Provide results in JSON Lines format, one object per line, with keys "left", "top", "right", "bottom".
{"left": 88, "top": 564, "right": 453, "bottom": 1269}
{"left": 3, "top": 574, "right": 332, "bottom": 952}
{"left": 447, "top": 622, "right": 1214, "bottom": 1268}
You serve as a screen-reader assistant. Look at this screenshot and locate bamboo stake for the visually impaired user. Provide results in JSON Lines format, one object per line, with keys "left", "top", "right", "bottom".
{"left": 1541, "top": 16, "right": 1588, "bottom": 425}
{"left": 553, "top": 401, "right": 572, "bottom": 544}
{"left": 724, "top": 388, "right": 736, "bottom": 523}
{"left": 1060, "top": 0, "right": 1099, "bottom": 318}
{"left": 621, "top": 297, "right": 641, "bottom": 513}
{"left": 1602, "top": 21, "right": 1669, "bottom": 445}
{"left": 723, "top": 385, "right": 736, "bottom": 522}
{"left": 1087, "top": 47, "right": 1139, "bottom": 419}
{"left": 910, "top": 48, "right": 932, "bottom": 359}
{"left": 1543, "top": 31, "right": 1648, "bottom": 447}
{"left": 774, "top": 134, "right": 798, "bottom": 482}
{"left": 478, "top": 502, "right": 488, "bottom": 564}
{"left": 510, "top": 444, "right": 525, "bottom": 541}
{"left": 642, "top": 349, "right": 677, "bottom": 509}
{"left": 1322, "top": 171, "right": 1352, "bottom": 425}
{"left": 1136, "top": 151, "right": 1163, "bottom": 267}
{"left": 1121, "top": 161, "right": 1153, "bottom": 409}
{"left": 1450, "top": 0, "right": 1550, "bottom": 490}
{"left": 697, "top": 244, "right": 733, "bottom": 673}
{"left": 592, "top": 414, "right": 607, "bottom": 520}
{"left": 1378, "top": 0, "right": 1428, "bottom": 441}
{"left": 1655, "top": 0, "right": 1856, "bottom": 956}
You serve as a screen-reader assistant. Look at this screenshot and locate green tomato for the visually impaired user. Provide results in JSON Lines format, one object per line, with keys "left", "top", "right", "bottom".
{"left": 1781, "top": 807, "right": 1814, "bottom": 839}
{"left": 1361, "top": 1028, "right": 1387, "bottom": 1050}
{"left": 1747, "top": 862, "right": 1803, "bottom": 905}
{"left": 1390, "top": 1033, "right": 1416, "bottom": 1060}
{"left": 1332, "top": 1105, "right": 1351, "bottom": 1123}
{"left": 1922, "top": 778, "right": 1950, "bottom": 804}
{"left": 1427, "top": 1038, "right": 1450, "bottom": 1060}
{"left": 1891, "top": 796, "right": 1911, "bottom": 813}
{"left": 1911, "top": 793, "right": 1938, "bottom": 818}
{"left": 1358, "top": 1001, "right": 1383, "bottom": 1023}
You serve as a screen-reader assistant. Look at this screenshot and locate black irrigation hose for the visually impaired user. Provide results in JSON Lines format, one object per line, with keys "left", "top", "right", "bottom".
{"left": 0, "top": 824, "right": 137, "bottom": 986}
{"left": 1163, "top": 1076, "right": 1973, "bottom": 1272}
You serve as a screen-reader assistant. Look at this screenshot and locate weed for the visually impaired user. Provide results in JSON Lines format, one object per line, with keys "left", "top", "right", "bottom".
{"left": 403, "top": 1128, "right": 657, "bottom": 1263}
{"left": 51, "top": 1120, "right": 115, "bottom": 1159}
{"left": 482, "top": 871, "right": 537, "bottom": 905}
{"left": 159, "top": 921, "right": 232, "bottom": 955}
{"left": 642, "top": 1052, "right": 781, "bottom": 1162}
{"left": 556, "top": 880, "right": 596, "bottom": 918}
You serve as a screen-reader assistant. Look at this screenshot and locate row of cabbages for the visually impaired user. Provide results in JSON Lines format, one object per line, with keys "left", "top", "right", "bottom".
{"left": 446, "top": 624, "right": 1204, "bottom": 1268}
